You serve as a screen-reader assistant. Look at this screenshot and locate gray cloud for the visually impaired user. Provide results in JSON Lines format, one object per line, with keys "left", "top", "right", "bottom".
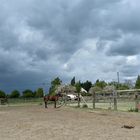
{"left": 0, "top": 0, "right": 140, "bottom": 92}
{"left": 106, "top": 34, "right": 140, "bottom": 56}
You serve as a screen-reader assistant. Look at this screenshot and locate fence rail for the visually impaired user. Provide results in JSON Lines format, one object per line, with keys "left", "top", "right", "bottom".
{"left": 66, "top": 94, "right": 140, "bottom": 112}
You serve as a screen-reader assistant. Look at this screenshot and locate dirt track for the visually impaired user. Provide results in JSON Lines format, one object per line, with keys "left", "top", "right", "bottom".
{"left": 0, "top": 105, "right": 140, "bottom": 140}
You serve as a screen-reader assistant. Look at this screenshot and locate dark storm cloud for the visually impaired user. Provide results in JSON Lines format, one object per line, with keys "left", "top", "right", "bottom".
{"left": 0, "top": 0, "right": 140, "bottom": 92}
{"left": 121, "top": 65, "right": 139, "bottom": 77}
{"left": 110, "top": 0, "right": 140, "bottom": 33}
{"left": 106, "top": 34, "right": 140, "bottom": 56}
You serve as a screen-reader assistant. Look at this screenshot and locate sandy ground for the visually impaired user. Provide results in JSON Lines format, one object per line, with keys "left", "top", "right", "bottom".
{"left": 0, "top": 105, "right": 140, "bottom": 140}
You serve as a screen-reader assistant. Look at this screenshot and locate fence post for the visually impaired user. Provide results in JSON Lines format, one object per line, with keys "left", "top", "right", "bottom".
{"left": 78, "top": 92, "right": 80, "bottom": 107}
{"left": 135, "top": 94, "right": 139, "bottom": 111}
{"left": 113, "top": 90, "right": 117, "bottom": 111}
{"left": 92, "top": 91, "right": 96, "bottom": 109}
{"left": 63, "top": 92, "right": 67, "bottom": 105}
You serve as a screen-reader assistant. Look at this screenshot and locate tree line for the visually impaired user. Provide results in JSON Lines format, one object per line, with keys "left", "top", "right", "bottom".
{"left": 0, "top": 88, "right": 44, "bottom": 98}
{"left": 1, "top": 75, "right": 140, "bottom": 98}
{"left": 48, "top": 75, "right": 140, "bottom": 96}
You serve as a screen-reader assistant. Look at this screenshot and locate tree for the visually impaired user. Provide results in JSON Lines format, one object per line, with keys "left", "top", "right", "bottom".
{"left": 0, "top": 90, "right": 6, "bottom": 98}
{"left": 81, "top": 80, "right": 92, "bottom": 92}
{"left": 108, "top": 81, "right": 129, "bottom": 90}
{"left": 75, "top": 82, "right": 81, "bottom": 107}
{"left": 35, "top": 88, "right": 44, "bottom": 97}
{"left": 118, "top": 83, "right": 129, "bottom": 90}
{"left": 94, "top": 79, "right": 107, "bottom": 89}
{"left": 71, "top": 77, "right": 75, "bottom": 86}
{"left": 51, "top": 77, "right": 62, "bottom": 86}
{"left": 22, "top": 89, "right": 34, "bottom": 98}
{"left": 49, "top": 77, "right": 62, "bottom": 95}
{"left": 135, "top": 75, "right": 140, "bottom": 89}
{"left": 10, "top": 90, "right": 20, "bottom": 98}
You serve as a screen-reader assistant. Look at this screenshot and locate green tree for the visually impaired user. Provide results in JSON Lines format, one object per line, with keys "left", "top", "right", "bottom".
{"left": 71, "top": 77, "right": 75, "bottom": 86}
{"left": 35, "top": 88, "right": 44, "bottom": 97}
{"left": 22, "top": 89, "right": 34, "bottom": 98}
{"left": 81, "top": 80, "right": 92, "bottom": 92}
{"left": 49, "top": 77, "right": 62, "bottom": 95}
{"left": 108, "top": 81, "right": 129, "bottom": 90}
{"left": 10, "top": 90, "right": 20, "bottom": 98}
{"left": 51, "top": 77, "right": 62, "bottom": 86}
{"left": 75, "top": 82, "right": 81, "bottom": 107}
{"left": 117, "top": 83, "right": 129, "bottom": 90}
{"left": 0, "top": 90, "right": 6, "bottom": 98}
{"left": 95, "top": 79, "right": 107, "bottom": 89}
{"left": 135, "top": 75, "right": 140, "bottom": 89}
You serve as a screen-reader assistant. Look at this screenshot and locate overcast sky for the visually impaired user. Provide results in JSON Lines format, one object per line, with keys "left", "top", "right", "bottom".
{"left": 0, "top": 0, "right": 140, "bottom": 93}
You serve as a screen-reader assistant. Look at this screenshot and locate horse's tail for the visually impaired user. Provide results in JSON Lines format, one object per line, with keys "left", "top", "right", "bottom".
{"left": 43, "top": 96, "right": 46, "bottom": 101}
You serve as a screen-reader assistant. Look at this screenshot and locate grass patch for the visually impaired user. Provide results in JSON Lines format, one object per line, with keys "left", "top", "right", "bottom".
{"left": 82, "top": 104, "right": 88, "bottom": 108}
{"left": 68, "top": 101, "right": 136, "bottom": 112}
{"left": 128, "top": 108, "right": 139, "bottom": 112}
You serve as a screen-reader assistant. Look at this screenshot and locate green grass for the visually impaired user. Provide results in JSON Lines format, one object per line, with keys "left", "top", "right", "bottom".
{"left": 0, "top": 98, "right": 62, "bottom": 107}
{"left": 0, "top": 98, "right": 44, "bottom": 107}
{"left": 1, "top": 98, "right": 138, "bottom": 112}
{"left": 68, "top": 101, "right": 136, "bottom": 112}
{"left": 8, "top": 98, "right": 43, "bottom": 104}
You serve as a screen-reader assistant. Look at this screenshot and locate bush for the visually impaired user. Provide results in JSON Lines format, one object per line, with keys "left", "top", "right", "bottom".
{"left": 0, "top": 90, "right": 6, "bottom": 98}
{"left": 22, "top": 89, "right": 35, "bottom": 98}
{"left": 128, "top": 108, "right": 139, "bottom": 112}
{"left": 10, "top": 90, "right": 20, "bottom": 98}
{"left": 35, "top": 88, "right": 44, "bottom": 97}
{"left": 82, "top": 104, "right": 88, "bottom": 108}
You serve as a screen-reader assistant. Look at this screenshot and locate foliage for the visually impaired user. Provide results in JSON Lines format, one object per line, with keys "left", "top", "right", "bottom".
{"left": 82, "top": 104, "right": 88, "bottom": 108}
{"left": 49, "top": 77, "right": 62, "bottom": 95}
{"left": 117, "top": 84, "right": 129, "bottom": 90}
{"left": 75, "top": 82, "right": 81, "bottom": 107}
{"left": 94, "top": 79, "right": 107, "bottom": 89}
{"left": 10, "top": 90, "right": 20, "bottom": 98}
{"left": 35, "top": 88, "right": 44, "bottom": 97}
{"left": 75, "top": 82, "right": 81, "bottom": 93}
{"left": 108, "top": 81, "right": 129, "bottom": 90}
{"left": 51, "top": 77, "right": 62, "bottom": 86}
{"left": 0, "top": 90, "right": 6, "bottom": 98}
{"left": 80, "top": 80, "right": 92, "bottom": 92}
{"left": 22, "top": 89, "right": 35, "bottom": 98}
{"left": 71, "top": 76, "right": 75, "bottom": 86}
{"left": 135, "top": 75, "right": 140, "bottom": 89}
{"left": 128, "top": 108, "right": 139, "bottom": 112}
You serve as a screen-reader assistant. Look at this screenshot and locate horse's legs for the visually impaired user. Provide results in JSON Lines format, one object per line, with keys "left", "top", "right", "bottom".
{"left": 45, "top": 101, "right": 48, "bottom": 108}
{"left": 54, "top": 100, "right": 56, "bottom": 108}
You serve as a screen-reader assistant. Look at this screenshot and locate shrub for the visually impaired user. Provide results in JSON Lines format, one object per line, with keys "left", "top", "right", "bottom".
{"left": 82, "top": 104, "right": 88, "bottom": 108}
{"left": 128, "top": 108, "right": 139, "bottom": 112}
{"left": 10, "top": 90, "right": 20, "bottom": 98}
{"left": 35, "top": 88, "right": 44, "bottom": 97}
{"left": 22, "top": 89, "right": 35, "bottom": 98}
{"left": 0, "top": 90, "right": 6, "bottom": 98}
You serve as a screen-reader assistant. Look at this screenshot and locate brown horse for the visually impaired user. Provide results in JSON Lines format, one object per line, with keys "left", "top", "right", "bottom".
{"left": 44, "top": 93, "right": 62, "bottom": 108}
